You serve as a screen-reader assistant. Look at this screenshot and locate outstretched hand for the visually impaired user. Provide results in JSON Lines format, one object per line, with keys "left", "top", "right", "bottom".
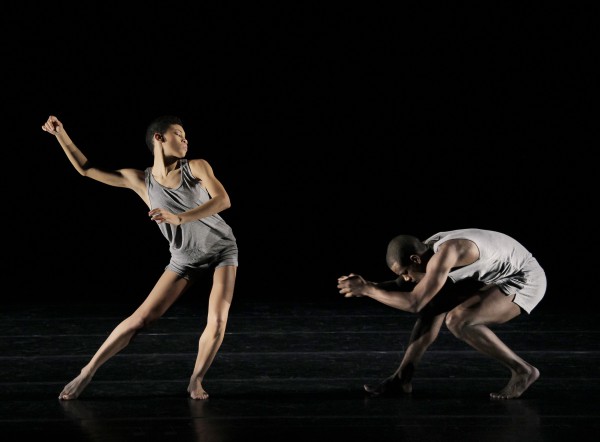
{"left": 41, "top": 115, "right": 63, "bottom": 135}
{"left": 337, "top": 273, "right": 368, "bottom": 298}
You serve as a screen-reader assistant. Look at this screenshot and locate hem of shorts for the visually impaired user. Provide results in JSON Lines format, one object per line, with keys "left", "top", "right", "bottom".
{"left": 215, "top": 261, "right": 238, "bottom": 269}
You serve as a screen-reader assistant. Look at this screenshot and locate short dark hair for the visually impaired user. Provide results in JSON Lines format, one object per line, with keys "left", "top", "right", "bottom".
{"left": 145, "top": 115, "right": 183, "bottom": 153}
{"left": 386, "top": 234, "right": 427, "bottom": 268}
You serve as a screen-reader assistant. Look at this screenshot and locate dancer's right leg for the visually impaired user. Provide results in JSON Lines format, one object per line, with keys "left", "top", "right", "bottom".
{"left": 59, "top": 270, "right": 192, "bottom": 400}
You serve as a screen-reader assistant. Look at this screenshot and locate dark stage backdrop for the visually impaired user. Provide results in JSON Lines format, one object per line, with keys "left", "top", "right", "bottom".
{"left": 4, "top": 4, "right": 594, "bottom": 312}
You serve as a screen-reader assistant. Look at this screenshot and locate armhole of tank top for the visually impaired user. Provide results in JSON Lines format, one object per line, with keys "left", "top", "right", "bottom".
{"left": 426, "top": 239, "right": 439, "bottom": 252}
{"left": 181, "top": 159, "right": 192, "bottom": 179}
{"left": 184, "top": 159, "right": 203, "bottom": 185}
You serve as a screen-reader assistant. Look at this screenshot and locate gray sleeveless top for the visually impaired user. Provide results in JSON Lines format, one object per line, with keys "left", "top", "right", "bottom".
{"left": 145, "top": 159, "right": 237, "bottom": 265}
{"left": 424, "top": 229, "right": 547, "bottom": 313}
{"left": 424, "top": 228, "right": 533, "bottom": 285}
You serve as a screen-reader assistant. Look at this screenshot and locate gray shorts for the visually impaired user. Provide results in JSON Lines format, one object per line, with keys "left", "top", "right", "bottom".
{"left": 495, "top": 257, "right": 547, "bottom": 314}
{"left": 166, "top": 242, "right": 238, "bottom": 281}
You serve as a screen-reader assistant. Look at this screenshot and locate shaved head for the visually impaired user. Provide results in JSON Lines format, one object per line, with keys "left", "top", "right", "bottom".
{"left": 386, "top": 234, "right": 428, "bottom": 268}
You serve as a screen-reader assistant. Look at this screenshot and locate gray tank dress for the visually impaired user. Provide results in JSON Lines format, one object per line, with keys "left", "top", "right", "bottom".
{"left": 145, "top": 159, "right": 238, "bottom": 280}
{"left": 424, "top": 228, "right": 546, "bottom": 314}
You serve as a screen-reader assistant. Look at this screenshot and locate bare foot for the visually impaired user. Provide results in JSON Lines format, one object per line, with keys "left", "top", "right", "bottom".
{"left": 59, "top": 372, "right": 92, "bottom": 400}
{"left": 364, "top": 375, "right": 412, "bottom": 397}
{"left": 490, "top": 365, "right": 540, "bottom": 400}
{"left": 188, "top": 377, "right": 209, "bottom": 400}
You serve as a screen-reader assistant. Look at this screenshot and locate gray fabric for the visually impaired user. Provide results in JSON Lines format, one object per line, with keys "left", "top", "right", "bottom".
{"left": 425, "top": 228, "right": 546, "bottom": 313}
{"left": 145, "top": 159, "right": 238, "bottom": 279}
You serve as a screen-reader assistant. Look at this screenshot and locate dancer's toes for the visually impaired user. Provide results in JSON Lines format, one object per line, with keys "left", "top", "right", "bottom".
{"left": 364, "top": 376, "right": 409, "bottom": 396}
{"left": 490, "top": 367, "right": 539, "bottom": 400}
{"left": 489, "top": 391, "right": 510, "bottom": 400}
{"left": 58, "top": 373, "right": 91, "bottom": 401}
{"left": 190, "top": 390, "right": 209, "bottom": 400}
{"left": 58, "top": 392, "right": 76, "bottom": 401}
{"left": 188, "top": 377, "right": 209, "bottom": 400}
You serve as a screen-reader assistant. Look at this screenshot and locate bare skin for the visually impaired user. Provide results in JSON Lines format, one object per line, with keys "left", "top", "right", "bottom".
{"left": 187, "top": 266, "right": 236, "bottom": 400}
{"left": 362, "top": 288, "right": 539, "bottom": 399}
{"left": 42, "top": 115, "right": 237, "bottom": 400}
{"left": 364, "top": 312, "right": 446, "bottom": 396}
{"left": 338, "top": 237, "right": 543, "bottom": 400}
{"left": 445, "top": 287, "right": 539, "bottom": 400}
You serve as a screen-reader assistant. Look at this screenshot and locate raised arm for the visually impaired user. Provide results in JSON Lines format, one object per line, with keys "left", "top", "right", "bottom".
{"left": 41, "top": 115, "right": 147, "bottom": 198}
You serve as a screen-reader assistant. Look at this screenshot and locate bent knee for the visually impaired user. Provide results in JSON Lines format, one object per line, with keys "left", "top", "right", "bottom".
{"left": 444, "top": 311, "right": 469, "bottom": 338}
{"left": 206, "top": 315, "right": 228, "bottom": 334}
{"left": 128, "top": 312, "right": 159, "bottom": 331}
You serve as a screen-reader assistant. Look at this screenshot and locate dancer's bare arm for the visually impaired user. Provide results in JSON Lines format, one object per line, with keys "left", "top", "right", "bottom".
{"left": 180, "top": 158, "right": 231, "bottom": 223}
{"left": 147, "top": 158, "right": 232, "bottom": 226}
{"left": 42, "top": 115, "right": 147, "bottom": 198}
{"left": 338, "top": 241, "right": 478, "bottom": 313}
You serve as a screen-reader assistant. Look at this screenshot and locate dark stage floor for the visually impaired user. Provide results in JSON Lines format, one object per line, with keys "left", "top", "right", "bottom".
{"left": 1, "top": 297, "right": 598, "bottom": 441}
